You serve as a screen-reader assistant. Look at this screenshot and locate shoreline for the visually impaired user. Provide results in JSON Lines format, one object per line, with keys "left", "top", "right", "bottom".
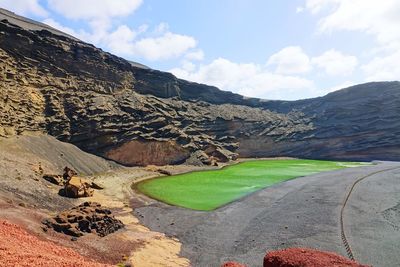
{"left": 129, "top": 157, "right": 346, "bottom": 210}
{"left": 131, "top": 157, "right": 297, "bottom": 187}
{"left": 0, "top": 152, "right": 381, "bottom": 267}
{"left": 134, "top": 161, "right": 400, "bottom": 266}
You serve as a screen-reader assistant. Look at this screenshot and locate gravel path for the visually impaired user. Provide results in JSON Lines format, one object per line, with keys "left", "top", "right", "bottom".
{"left": 135, "top": 161, "right": 400, "bottom": 267}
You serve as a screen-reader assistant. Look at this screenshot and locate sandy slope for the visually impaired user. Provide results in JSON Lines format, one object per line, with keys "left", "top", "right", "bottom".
{"left": 0, "top": 134, "right": 191, "bottom": 266}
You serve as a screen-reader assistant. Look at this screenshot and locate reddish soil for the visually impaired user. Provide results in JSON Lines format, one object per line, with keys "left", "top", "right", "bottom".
{"left": 263, "top": 248, "right": 370, "bottom": 267}
{"left": 221, "top": 262, "right": 247, "bottom": 267}
{"left": 0, "top": 219, "right": 112, "bottom": 267}
{"left": 0, "top": 199, "right": 140, "bottom": 265}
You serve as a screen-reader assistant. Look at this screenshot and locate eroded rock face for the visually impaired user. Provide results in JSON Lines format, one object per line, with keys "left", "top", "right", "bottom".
{"left": 1, "top": 11, "right": 400, "bottom": 164}
{"left": 248, "top": 82, "right": 400, "bottom": 161}
{"left": 105, "top": 140, "right": 191, "bottom": 166}
{"left": 0, "top": 18, "right": 312, "bottom": 165}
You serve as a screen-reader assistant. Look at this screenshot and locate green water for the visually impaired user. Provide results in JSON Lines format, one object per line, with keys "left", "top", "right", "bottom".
{"left": 137, "top": 159, "right": 369, "bottom": 211}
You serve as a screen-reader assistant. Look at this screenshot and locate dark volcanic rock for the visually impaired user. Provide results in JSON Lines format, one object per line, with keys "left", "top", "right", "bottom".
{"left": 245, "top": 82, "right": 400, "bottom": 161}
{"left": 0, "top": 10, "right": 399, "bottom": 163}
{"left": 42, "top": 174, "right": 64, "bottom": 186}
{"left": 0, "top": 16, "right": 311, "bottom": 165}
{"left": 43, "top": 202, "right": 124, "bottom": 238}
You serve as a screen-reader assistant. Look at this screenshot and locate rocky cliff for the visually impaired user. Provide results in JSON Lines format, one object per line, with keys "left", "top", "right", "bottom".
{"left": 1, "top": 10, "right": 399, "bottom": 165}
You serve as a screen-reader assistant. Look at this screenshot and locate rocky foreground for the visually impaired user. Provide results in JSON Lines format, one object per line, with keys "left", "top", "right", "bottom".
{"left": 0, "top": 134, "right": 191, "bottom": 266}
{"left": 0, "top": 218, "right": 370, "bottom": 267}
{"left": 0, "top": 219, "right": 111, "bottom": 266}
{"left": 1, "top": 8, "right": 400, "bottom": 166}
{"left": 221, "top": 248, "right": 369, "bottom": 267}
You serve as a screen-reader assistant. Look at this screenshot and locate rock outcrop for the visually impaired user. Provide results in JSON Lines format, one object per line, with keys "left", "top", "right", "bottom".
{"left": 1, "top": 9, "right": 399, "bottom": 164}
{"left": 63, "top": 176, "right": 94, "bottom": 198}
{"left": 61, "top": 166, "right": 93, "bottom": 198}
{"left": 221, "top": 248, "right": 370, "bottom": 267}
{"left": 263, "top": 248, "right": 370, "bottom": 267}
{"left": 43, "top": 202, "right": 124, "bottom": 238}
{"left": 43, "top": 167, "right": 101, "bottom": 198}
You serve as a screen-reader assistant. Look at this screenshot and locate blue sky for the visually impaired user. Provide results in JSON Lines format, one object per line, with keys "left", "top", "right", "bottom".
{"left": 2, "top": 0, "right": 400, "bottom": 100}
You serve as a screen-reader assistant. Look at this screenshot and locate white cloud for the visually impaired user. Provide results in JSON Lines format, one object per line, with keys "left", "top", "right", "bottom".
{"left": 43, "top": 17, "right": 198, "bottom": 62}
{"left": 170, "top": 58, "right": 315, "bottom": 100}
{"left": 362, "top": 51, "right": 400, "bottom": 81}
{"left": 155, "top": 22, "right": 169, "bottom": 34}
{"left": 267, "top": 46, "right": 311, "bottom": 75}
{"left": 303, "top": 0, "right": 400, "bottom": 48}
{"left": 296, "top": 7, "right": 305, "bottom": 13}
{"left": 182, "top": 61, "right": 196, "bottom": 72}
{"left": 0, "top": 0, "right": 48, "bottom": 17}
{"left": 185, "top": 50, "right": 205, "bottom": 61}
{"left": 312, "top": 49, "right": 358, "bottom": 76}
{"left": 84, "top": 18, "right": 113, "bottom": 43}
{"left": 104, "top": 25, "right": 138, "bottom": 54}
{"left": 303, "top": 0, "right": 400, "bottom": 82}
{"left": 303, "top": 0, "right": 339, "bottom": 15}
{"left": 47, "top": 0, "right": 143, "bottom": 20}
{"left": 104, "top": 25, "right": 197, "bottom": 61}
{"left": 128, "top": 32, "right": 197, "bottom": 61}
{"left": 45, "top": 0, "right": 144, "bottom": 51}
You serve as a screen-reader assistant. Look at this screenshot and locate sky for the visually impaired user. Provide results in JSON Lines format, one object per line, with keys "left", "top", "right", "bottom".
{"left": 1, "top": 0, "right": 400, "bottom": 100}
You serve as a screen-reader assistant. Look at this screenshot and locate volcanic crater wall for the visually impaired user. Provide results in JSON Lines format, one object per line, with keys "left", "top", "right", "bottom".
{"left": 1, "top": 14, "right": 400, "bottom": 165}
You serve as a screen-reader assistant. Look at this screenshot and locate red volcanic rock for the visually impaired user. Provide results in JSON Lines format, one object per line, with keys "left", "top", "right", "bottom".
{"left": 221, "top": 262, "right": 247, "bottom": 267}
{"left": 0, "top": 219, "right": 111, "bottom": 267}
{"left": 264, "top": 248, "right": 370, "bottom": 267}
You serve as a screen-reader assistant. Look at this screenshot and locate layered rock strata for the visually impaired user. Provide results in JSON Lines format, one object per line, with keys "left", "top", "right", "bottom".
{"left": 1, "top": 10, "right": 399, "bottom": 164}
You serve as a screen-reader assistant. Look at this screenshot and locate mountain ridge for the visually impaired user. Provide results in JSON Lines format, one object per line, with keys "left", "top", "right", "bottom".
{"left": 1, "top": 9, "right": 399, "bottom": 165}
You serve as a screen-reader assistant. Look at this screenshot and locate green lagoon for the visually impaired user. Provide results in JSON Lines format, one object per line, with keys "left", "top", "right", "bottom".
{"left": 137, "top": 159, "right": 369, "bottom": 211}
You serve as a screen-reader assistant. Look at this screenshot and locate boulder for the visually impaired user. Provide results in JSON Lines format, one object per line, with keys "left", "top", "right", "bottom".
{"left": 185, "top": 150, "right": 213, "bottom": 166}
{"left": 43, "top": 202, "right": 124, "bottom": 238}
{"left": 43, "top": 167, "right": 102, "bottom": 197}
{"left": 63, "top": 166, "right": 77, "bottom": 180}
{"left": 263, "top": 248, "right": 370, "bottom": 267}
{"left": 157, "top": 168, "right": 172, "bottom": 176}
{"left": 204, "top": 145, "right": 236, "bottom": 163}
{"left": 63, "top": 176, "right": 94, "bottom": 198}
